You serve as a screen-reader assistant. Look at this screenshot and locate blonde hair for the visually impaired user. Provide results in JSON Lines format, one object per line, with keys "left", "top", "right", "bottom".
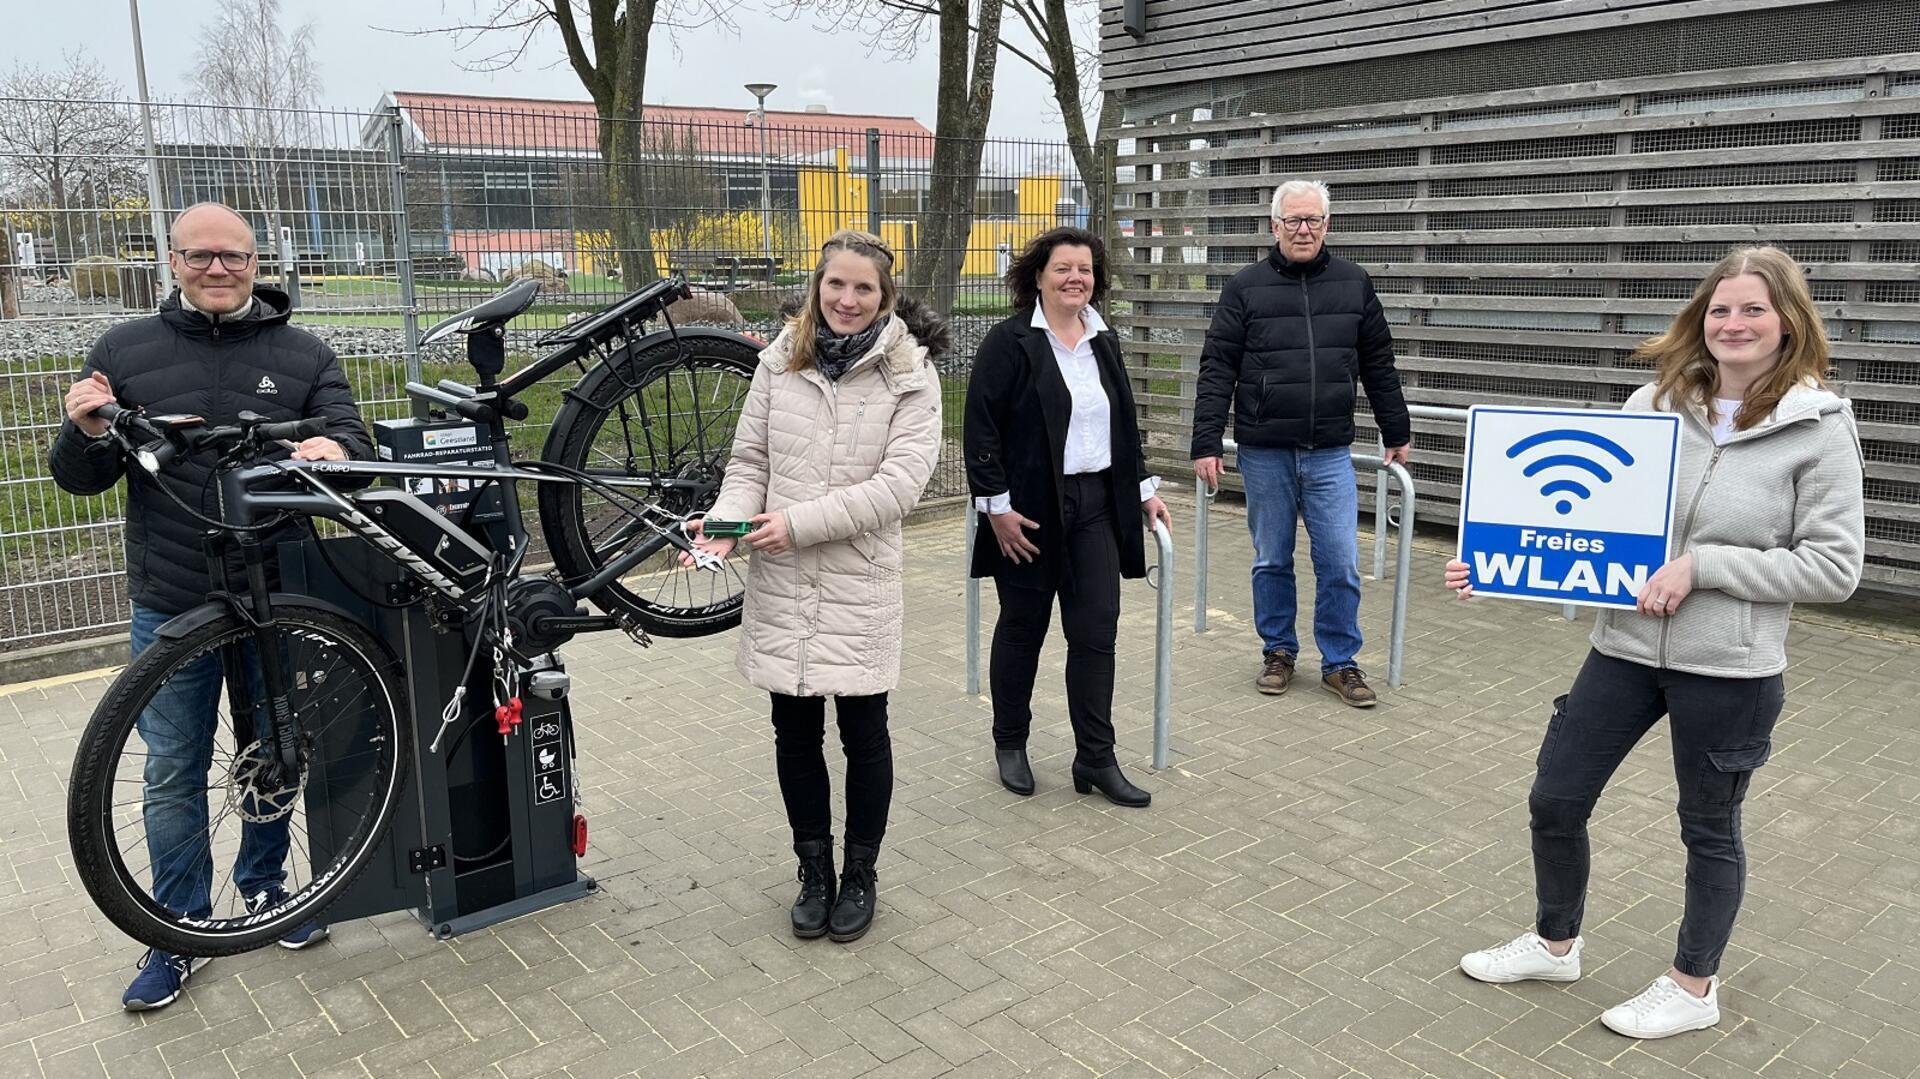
{"left": 1643, "top": 246, "right": 1829, "bottom": 431}
{"left": 787, "top": 230, "right": 897, "bottom": 372}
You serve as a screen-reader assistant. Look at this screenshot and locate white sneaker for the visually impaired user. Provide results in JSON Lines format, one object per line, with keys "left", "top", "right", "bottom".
{"left": 1600, "top": 975, "right": 1720, "bottom": 1039}
{"left": 1459, "top": 932, "right": 1583, "bottom": 983}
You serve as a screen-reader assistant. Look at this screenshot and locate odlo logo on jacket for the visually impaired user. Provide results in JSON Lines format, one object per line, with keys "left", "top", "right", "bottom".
{"left": 257, "top": 376, "right": 277, "bottom": 395}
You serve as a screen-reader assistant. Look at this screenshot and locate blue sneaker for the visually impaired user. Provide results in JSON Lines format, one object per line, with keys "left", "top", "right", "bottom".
{"left": 247, "top": 885, "right": 330, "bottom": 950}
{"left": 122, "top": 950, "right": 204, "bottom": 1011}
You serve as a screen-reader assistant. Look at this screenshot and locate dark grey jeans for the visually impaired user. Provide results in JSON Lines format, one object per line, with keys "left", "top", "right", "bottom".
{"left": 1531, "top": 649, "right": 1784, "bottom": 978}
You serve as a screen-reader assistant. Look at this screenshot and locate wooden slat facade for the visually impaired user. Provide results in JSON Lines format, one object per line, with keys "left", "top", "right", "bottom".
{"left": 1111, "top": 53, "right": 1920, "bottom": 593}
{"left": 1099, "top": 0, "right": 1841, "bottom": 93}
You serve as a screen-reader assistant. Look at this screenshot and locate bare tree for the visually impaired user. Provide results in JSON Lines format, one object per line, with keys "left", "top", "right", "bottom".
{"left": 194, "top": 0, "right": 324, "bottom": 254}
{"left": 0, "top": 52, "right": 143, "bottom": 261}
{"left": 407, "top": 1, "right": 741, "bottom": 283}
{"left": 788, "top": 0, "right": 1006, "bottom": 314}
{"left": 637, "top": 122, "right": 728, "bottom": 265}
{"left": 1002, "top": 0, "right": 1100, "bottom": 216}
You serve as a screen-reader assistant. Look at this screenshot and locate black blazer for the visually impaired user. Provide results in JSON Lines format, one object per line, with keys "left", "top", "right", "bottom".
{"left": 964, "top": 311, "right": 1152, "bottom": 585}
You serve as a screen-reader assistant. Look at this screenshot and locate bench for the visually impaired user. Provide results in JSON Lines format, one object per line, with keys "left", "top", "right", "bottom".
{"left": 667, "top": 254, "right": 785, "bottom": 292}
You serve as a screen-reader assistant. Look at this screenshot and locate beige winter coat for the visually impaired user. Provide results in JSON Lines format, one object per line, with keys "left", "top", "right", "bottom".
{"left": 707, "top": 314, "right": 943, "bottom": 696}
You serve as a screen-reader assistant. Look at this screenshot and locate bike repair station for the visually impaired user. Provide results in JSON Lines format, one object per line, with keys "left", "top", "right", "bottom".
{"left": 283, "top": 412, "right": 593, "bottom": 940}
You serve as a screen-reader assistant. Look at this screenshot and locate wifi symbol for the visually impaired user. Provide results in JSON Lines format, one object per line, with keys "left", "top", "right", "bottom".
{"left": 1505, "top": 429, "right": 1636, "bottom": 515}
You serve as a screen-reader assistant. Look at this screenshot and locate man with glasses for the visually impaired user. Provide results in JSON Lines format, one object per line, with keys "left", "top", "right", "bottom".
{"left": 1191, "top": 180, "right": 1412, "bottom": 708}
{"left": 50, "top": 201, "right": 373, "bottom": 1011}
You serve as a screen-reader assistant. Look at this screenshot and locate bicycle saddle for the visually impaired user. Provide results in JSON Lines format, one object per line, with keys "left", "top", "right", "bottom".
{"left": 421, "top": 277, "right": 542, "bottom": 345}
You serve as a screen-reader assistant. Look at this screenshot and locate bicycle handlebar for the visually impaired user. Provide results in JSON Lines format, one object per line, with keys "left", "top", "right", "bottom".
{"left": 89, "top": 404, "right": 330, "bottom": 475}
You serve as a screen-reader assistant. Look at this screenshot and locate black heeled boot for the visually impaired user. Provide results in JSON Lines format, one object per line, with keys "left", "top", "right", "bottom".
{"left": 828, "top": 843, "right": 879, "bottom": 942}
{"left": 1071, "top": 762, "right": 1151, "bottom": 807}
{"left": 996, "top": 747, "right": 1035, "bottom": 796}
{"left": 790, "top": 839, "right": 836, "bottom": 939}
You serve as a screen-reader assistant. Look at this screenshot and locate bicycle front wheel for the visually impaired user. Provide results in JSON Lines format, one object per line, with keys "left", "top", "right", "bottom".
{"left": 539, "top": 332, "right": 760, "bottom": 637}
{"left": 67, "top": 602, "right": 408, "bottom": 957}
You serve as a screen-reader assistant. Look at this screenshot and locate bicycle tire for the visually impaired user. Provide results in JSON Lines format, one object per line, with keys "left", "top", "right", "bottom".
{"left": 67, "top": 602, "right": 408, "bottom": 957}
{"left": 539, "top": 333, "right": 760, "bottom": 637}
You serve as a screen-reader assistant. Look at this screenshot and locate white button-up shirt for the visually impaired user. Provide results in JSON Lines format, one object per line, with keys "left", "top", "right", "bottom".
{"left": 977, "top": 305, "right": 1161, "bottom": 515}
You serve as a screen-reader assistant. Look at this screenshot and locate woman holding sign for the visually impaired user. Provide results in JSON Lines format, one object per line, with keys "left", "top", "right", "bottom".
{"left": 685, "top": 230, "right": 945, "bottom": 943}
{"left": 1445, "top": 246, "right": 1864, "bottom": 1039}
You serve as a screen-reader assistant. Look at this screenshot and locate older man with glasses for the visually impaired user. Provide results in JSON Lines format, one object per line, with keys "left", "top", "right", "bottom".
{"left": 50, "top": 201, "right": 373, "bottom": 1011}
{"left": 1190, "top": 180, "right": 1412, "bottom": 708}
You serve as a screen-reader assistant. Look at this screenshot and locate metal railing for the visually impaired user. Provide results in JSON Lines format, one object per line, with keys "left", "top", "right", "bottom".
{"left": 1375, "top": 405, "right": 1575, "bottom": 623}
{"left": 1195, "top": 439, "right": 1418, "bottom": 688}
{"left": 964, "top": 512, "right": 1178, "bottom": 770}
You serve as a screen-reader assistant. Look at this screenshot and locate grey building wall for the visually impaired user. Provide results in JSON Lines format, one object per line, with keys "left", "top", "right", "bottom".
{"left": 1107, "top": 1, "right": 1920, "bottom": 593}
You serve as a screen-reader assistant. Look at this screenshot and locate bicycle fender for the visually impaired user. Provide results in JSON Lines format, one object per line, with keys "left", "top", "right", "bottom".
{"left": 154, "top": 593, "right": 366, "bottom": 640}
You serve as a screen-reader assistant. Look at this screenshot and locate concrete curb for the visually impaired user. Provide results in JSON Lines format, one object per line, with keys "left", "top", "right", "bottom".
{"left": 0, "top": 634, "right": 126, "bottom": 691}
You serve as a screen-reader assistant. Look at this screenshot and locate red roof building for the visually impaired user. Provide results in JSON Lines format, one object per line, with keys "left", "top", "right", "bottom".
{"left": 369, "top": 91, "right": 933, "bottom": 164}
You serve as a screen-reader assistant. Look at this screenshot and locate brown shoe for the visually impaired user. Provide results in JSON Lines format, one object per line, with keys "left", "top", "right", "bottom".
{"left": 1322, "top": 667, "right": 1378, "bottom": 708}
{"left": 1256, "top": 650, "right": 1296, "bottom": 695}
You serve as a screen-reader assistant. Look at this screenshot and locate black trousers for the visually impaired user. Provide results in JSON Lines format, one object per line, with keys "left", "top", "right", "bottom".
{"left": 1532, "top": 649, "right": 1784, "bottom": 978}
{"left": 990, "top": 471, "right": 1123, "bottom": 769}
{"left": 770, "top": 692, "right": 892, "bottom": 850}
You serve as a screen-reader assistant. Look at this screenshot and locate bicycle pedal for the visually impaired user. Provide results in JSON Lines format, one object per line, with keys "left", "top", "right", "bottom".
{"left": 618, "top": 618, "right": 652, "bottom": 648}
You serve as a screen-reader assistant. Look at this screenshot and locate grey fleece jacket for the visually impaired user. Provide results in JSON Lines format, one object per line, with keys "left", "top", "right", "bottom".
{"left": 1589, "top": 381, "right": 1865, "bottom": 679}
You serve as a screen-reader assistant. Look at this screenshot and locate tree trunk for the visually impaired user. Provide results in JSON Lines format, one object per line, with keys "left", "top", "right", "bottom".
{"left": 1040, "top": 0, "right": 1098, "bottom": 226}
{"left": 573, "top": 0, "right": 661, "bottom": 285}
{"left": 912, "top": 0, "right": 1004, "bottom": 316}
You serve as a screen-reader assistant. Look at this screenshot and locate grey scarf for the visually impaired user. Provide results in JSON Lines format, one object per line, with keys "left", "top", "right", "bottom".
{"left": 813, "top": 319, "right": 885, "bottom": 382}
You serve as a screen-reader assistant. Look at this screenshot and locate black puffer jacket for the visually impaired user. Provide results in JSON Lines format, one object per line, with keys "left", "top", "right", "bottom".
{"left": 48, "top": 287, "right": 374, "bottom": 614}
{"left": 1190, "top": 246, "right": 1411, "bottom": 457}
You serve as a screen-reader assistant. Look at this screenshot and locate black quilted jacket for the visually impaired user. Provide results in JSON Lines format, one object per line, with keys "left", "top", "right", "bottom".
{"left": 1191, "top": 246, "right": 1412, "bottom": 457}
{"left": 49, "top": 287, "right": 374, "bottom": 614}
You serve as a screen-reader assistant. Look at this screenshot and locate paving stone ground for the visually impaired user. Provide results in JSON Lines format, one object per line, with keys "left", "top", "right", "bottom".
{"left": 2, "top": 491, "right": 1916, "bottom": 1078}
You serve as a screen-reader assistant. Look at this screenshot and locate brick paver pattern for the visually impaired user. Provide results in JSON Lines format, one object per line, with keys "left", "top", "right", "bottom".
{"left": 2, "top": 492, "right": 1915, "bottom": 1078}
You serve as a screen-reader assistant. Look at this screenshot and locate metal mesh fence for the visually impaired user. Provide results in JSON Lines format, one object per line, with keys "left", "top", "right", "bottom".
{"left": 1, "top": 97, "right": 1089, "bottom": 647}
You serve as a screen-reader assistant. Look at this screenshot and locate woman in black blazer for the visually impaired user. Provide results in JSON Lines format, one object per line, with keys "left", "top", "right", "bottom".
{"left": 964, "top": 226, "right": 1172, "bottom": 807}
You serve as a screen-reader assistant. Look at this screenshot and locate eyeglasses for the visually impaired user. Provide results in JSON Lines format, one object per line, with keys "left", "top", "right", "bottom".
{"left": 1278, "top": 216, "right": 1328, "bottom": 233}
{"left": 174, "top": 249, "right": 255, "bottom": 272}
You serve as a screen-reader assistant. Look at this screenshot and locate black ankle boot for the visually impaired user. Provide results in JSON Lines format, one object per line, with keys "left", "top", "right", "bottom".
{"left": 1071, "top": 762, "right": 1151, "bottom": 807}
{"left": 791, "top": 839, "right": 836, "bottom": 939}
{"left": 828, "top": 843, "right": 879, "bottom": 942}
{"left": 996, "top": 747, "right": 1035, "bottom": 796}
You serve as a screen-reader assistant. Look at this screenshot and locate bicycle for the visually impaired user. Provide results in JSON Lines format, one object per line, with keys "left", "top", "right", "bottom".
{"left": 67, "top": 275, "right": 762, "bottom": 957}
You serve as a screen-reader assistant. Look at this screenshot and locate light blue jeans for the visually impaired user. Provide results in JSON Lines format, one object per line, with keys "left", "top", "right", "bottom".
{"left": 1235, "top": 445, "right": 1364, "bottom": 674}
{"left": 132, "top": 605, "right": 289, "bottom": 920}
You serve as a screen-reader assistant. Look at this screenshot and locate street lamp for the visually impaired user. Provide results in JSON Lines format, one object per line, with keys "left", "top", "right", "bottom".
{"left": 128, "top": 0, "right": 172, "bottom": 297}
{"left": 744, "top": 83, "right": 777, "bottom": 280}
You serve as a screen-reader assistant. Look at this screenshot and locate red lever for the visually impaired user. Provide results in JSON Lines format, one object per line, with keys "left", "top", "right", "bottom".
{"left": 572, "top": 814, "right": 588, "bottom": 857}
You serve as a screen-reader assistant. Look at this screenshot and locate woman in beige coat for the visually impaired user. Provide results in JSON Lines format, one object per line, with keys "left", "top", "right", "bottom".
{"left": 687, "top": 230, "right": 943, "bottom": 943}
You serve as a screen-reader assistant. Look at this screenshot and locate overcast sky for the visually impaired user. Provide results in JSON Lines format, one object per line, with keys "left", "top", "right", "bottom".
{"left": 4, "top": 0, "right": 1087, "bottom": 140}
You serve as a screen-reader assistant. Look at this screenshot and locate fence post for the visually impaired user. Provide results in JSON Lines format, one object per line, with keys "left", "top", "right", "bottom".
{"left": 1194, "top": 475, "right": 1209, "bottom": 633}
{"left": 964, "top": 508, "right": 980, "bottom": 696}
{"left": 385, "top": 105, "right": 424, "bottom": 413}
{"left": 865, "top": 128, "right": 882, "bottom": 238}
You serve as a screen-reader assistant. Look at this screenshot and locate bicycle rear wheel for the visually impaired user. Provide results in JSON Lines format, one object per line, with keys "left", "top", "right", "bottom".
{"left": 67, "top": 602, "right": 408, "bottom": 957}
{"left": 539, "top": 332, "right": 760, "bottom": 637}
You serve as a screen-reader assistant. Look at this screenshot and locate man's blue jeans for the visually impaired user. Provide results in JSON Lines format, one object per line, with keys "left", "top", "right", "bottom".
{"left": 1236, "top": 445, "right": 1363, "bottom": 674}
{"left": 132, "top": 605, "right": 289, "bottom": 922}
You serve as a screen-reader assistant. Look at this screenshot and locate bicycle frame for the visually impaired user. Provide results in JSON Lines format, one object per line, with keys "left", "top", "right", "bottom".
{"left": 181, "top": 276, "right": 751, "bottom": 780}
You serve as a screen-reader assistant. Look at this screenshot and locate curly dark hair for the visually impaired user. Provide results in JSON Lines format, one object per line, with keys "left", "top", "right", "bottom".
{"left": 1005, "top": 226, "right": 1108, "bottom": 313}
